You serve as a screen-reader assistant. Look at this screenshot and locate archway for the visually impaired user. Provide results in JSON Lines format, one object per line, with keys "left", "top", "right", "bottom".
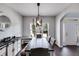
{"left": 60, "top": 13, "right": 79, "bottom": 47}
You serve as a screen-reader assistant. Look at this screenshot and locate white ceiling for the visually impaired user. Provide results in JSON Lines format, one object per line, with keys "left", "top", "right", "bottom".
{"left": 4, "top": 3, "right": 72, "bottom": 16}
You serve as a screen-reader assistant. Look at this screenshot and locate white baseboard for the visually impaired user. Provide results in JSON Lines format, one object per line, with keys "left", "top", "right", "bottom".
{"left": 77, "top": 44, "right": 79, "bottom": 46}
{"left": 55, "top": 42, "right": 63, "bottom": 48}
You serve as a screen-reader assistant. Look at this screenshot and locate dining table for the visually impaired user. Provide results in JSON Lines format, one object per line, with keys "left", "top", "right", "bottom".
{"left": 25, "top": 37, "right": 52, "bottom": 50}
{"left": 21, "top": 37, "right": 53, "bottom": 56}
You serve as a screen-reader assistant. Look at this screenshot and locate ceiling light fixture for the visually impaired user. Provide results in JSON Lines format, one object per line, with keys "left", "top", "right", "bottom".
{"left": 36, "top": 3, "right": 42, "bottom": 26}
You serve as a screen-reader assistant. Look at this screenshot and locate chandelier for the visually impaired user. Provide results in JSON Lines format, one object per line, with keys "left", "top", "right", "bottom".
{"left": 36, "top": 3, "right": 42, "bottom": 27}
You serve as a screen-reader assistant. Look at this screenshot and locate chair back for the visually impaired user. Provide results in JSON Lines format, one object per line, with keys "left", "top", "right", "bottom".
{"left": 30, "top": 48, "right": 50, "bottom": 56}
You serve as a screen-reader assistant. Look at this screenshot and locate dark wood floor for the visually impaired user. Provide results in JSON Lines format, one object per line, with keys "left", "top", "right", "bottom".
{"left": 53, "top": 45, "right": 79, "bottom": 56}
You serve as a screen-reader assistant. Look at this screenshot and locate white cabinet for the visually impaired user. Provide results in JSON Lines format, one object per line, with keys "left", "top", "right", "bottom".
{"left": 0, "top": 47, "right": 6, "bottom": 56}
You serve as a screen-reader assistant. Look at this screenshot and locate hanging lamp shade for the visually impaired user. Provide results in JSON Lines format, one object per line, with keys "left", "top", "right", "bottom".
{"left": 36, "top": 3, "right": 42, "bottom": 26}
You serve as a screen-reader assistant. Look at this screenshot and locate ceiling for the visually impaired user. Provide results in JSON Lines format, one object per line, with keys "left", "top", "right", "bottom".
{"left": 3, "top": 3, "right": 72, "bottom": 16}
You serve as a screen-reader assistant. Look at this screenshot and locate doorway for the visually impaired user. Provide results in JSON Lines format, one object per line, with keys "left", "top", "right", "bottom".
{"left": 61, "top": 19, "right": 79, "bottom": 46}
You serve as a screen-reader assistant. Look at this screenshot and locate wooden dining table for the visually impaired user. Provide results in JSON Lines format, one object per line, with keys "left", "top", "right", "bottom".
{"left": 21, "top": 37, "right": 53, "bottom": 56}
{"left": 25, "top": 37, "right": 52, "bottom": 50}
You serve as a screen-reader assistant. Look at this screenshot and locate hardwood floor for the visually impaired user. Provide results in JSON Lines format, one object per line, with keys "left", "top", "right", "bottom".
{"left": 53, "top": 45, "right": 79, "bottom": 56}
{"left": 19, "top": 44, "right": 79, "bottom": 56}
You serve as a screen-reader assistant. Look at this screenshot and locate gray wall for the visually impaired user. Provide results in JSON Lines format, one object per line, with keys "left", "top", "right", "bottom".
{"left": 22, "top": 16, "right": 55, "bottom": 38}
{"left": 0, "top": 4, "right": 22, "bottom": 39}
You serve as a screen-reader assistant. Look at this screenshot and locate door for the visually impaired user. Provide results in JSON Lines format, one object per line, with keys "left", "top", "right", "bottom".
{"left": 64, "top": 22, "right": 77, "bottom": 45}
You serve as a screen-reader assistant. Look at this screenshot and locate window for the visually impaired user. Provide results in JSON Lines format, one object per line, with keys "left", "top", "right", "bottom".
{"left": 43, "top": 23, "right": 49, "bottom": 38}
{"left": 30, "top": 23, "right": 49, "bottom": 38}
{"left": 30, "top": 23, "right": 36, "bottom": 37}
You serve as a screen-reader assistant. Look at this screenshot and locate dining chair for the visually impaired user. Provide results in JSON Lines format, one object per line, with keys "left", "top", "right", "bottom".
{"left": 29, "top": 48, "right": 50, "bottom": 56}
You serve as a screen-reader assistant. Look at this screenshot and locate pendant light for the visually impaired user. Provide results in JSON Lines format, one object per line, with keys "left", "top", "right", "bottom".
{"left": 36, "top": 3, "right": 42, "bottom": 26}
